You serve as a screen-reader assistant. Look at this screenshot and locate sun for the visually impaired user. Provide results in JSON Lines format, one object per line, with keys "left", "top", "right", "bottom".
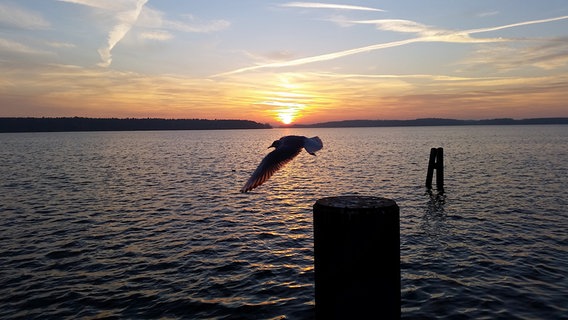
{"left": 272, "top": 102, "right": 304, "bottom": 125}
{"left": 254, "top": 75, "right": 314, "bottom": 125}
{"left": 278, "top": 114, "right": 294, "bottom": 124}
{"left": 279, "top": 112, "right": 294, "bottom": 125}
{"left": 255, "top": 100, "right": 304, "bottom": 125}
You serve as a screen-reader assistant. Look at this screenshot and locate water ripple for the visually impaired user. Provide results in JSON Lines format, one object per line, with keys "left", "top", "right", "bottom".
{"left": 1, "top": 127, "right": 567, "bottom": 319}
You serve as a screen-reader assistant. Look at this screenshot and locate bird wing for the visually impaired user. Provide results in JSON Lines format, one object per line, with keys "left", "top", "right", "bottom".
{"left": 303, "top": 136, "right": 323, "bottom": 155}
{"left": 240, "top": 145, "right": 302, "bottom": 193}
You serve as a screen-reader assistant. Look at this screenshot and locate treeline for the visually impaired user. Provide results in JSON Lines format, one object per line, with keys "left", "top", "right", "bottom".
{"left": 0, "top": 117, "right": 272, "bottom": 133}
{"left": 292, "top": 117, "right": 568, "bottom": 128}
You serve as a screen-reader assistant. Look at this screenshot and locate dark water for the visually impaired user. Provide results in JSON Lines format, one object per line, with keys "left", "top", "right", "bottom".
{"left": 1, "top": 126, "right": 566, "bottom": 319}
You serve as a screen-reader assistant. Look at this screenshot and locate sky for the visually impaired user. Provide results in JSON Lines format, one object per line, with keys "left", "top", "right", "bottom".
{"left": 1, "top": 0, "right": 568, "bottom": 125}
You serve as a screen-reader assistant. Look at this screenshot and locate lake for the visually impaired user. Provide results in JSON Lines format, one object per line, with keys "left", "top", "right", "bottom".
{"left": 0, "top": 126, "right": 566, "bottom": 319}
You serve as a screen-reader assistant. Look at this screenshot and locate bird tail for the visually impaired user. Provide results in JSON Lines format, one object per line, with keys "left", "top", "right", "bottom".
{"left": 304, "top": 136, "right": 323, "bottom": 155}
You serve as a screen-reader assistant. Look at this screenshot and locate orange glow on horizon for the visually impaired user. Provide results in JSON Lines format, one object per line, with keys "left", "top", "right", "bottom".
{"left": 253, "top": 75, "right": 316, "bottom": 125}
{"left": 278, "top": 112, "right": 294, "bottom": 125}
{"left": 275, "top": 105, "right": 302, "bottom": 124}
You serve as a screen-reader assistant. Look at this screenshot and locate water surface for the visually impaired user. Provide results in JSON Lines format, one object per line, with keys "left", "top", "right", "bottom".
{"left": 1, "top": 126, "right": 566, "bottom": 319}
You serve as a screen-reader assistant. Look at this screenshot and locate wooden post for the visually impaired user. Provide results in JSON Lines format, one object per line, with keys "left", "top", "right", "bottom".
{"left": 435, "top": 148, "right": 444, "bottom": 192}
{"left": 313, "top": 196, "right": 400, "bottom": 320}
{"left": 425, "top": 148, "right": 437, "bottom": 189}
{"left": 426, "top": 147, "right": 444, "bottom": 191}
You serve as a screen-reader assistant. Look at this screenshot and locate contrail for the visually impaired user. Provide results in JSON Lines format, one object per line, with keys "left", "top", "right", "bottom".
{"left": 282, "top": 2, "right": 384, "bottom": 12}
{"left": 215, "top": 15, "right": 568, "bottom": 76}
{"left": 214, "top": 38, "right": 422, "bottom": 77}
{"left": 465, "top": 15, "right": 568, "bottom": 35}
{"left": 214, "top": 35, "right": 505, "bottom": 77}
{"left": 98, "top": 0, "right": 148, "bottom": 67}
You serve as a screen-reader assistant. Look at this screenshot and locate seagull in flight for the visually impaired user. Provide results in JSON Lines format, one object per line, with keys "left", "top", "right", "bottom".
{"left": 240, "top": 135, "right": 323, "bottom": 193}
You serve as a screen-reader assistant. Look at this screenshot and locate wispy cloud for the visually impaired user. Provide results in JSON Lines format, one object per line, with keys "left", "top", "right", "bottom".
{"left": 310, "top": 72, "right": 511, "bottom": 82}
{"left": 138, "top": 7, "right": 231, "bottom": 33}
{"left": 358, "top": 15, "right": 568, "bottom": 41}
{"left": 165, "top": 14, "right": 230, "bottom": 33}
{"left": 0, "top": 3, "right": 50, "bottom": 29}
{"left": 97, "top": 0, "right": 148, "bottom": 67}
{"left": 0, "top": 37, "right": 50, "bottom": 54}
{"left": 0, "top": 63, "right": 265, "bottom": 119}
{"left": 477, "top": 11, "right": 499, "bottom": 18}
{"left": 46, "top": 41, "right": 76, "bottom": 48}
{"left": 59, "top": 0, "right": 149, "bottom": 67}
{"left": 464, "top": 15, "right": 568, "bottom": 35}
{"left": 242, "top": 50, "right": 298, "bottom": 63}
{"left": 57, "top": 0, "right": 127, "bottom": 11}
{"left": 58, "top": 1, "right": 229, "bottom": 66}
{"left": 217, "top": 15, "right": 568, "bottom": 76}
{"left": 136, "top": 7, "right": 230, "bottom": 34}
{"left": 282, "top": 2, "right": 385, "bottom": 12}
{"left": 138, "top": 31, "right": 173, "bottom": 41}
{"left": 462, "top": 36, "right": 568, "bottom": 72}
{"left": 354, "top": 19, "right": 449, "bottom": 37}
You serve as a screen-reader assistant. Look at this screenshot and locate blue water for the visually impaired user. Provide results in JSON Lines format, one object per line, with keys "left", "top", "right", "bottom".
{"left": 0, "top": 126, "right": 566, "bottom": 319}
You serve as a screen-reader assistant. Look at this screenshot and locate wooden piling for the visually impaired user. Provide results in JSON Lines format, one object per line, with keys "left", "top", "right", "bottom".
{"left": 426, "top": 147, "right": 444, "bottom": 191}
{"left": 435, "top": 148, "right": 444, "bottom": 192}
{"left": 313, "top": 196, "right": 400, "bottom": 320}
{"left": 426, "top": 148, "right": 437, "bottom": 189}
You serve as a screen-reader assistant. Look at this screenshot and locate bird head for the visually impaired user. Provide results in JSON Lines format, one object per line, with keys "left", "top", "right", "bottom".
{"left": 269, "top": 140, "right": 281, "bottom": 149}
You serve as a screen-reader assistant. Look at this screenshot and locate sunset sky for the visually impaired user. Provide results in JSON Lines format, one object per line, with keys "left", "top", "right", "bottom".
{"left": 1, "top": 1, "right": 567, "bottom": 125}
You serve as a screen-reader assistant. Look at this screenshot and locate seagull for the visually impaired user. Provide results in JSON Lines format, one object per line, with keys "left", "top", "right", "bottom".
{"left": 240, "top": 135, "right": 323, "bottom": 193}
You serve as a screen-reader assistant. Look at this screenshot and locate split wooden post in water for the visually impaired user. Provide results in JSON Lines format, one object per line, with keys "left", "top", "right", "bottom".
{"left": 313, "top": 196, "right": 400, "bottom": 320}
{"left": 436, "top": 148, "right": 444, "bottom": 191}
{"left": 426, "top": 147, "right": 444, "bottom": 191}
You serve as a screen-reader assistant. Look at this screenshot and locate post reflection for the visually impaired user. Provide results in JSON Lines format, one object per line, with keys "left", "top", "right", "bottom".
{"left": 421, "top": 189, "right": 447, "bottom": 237}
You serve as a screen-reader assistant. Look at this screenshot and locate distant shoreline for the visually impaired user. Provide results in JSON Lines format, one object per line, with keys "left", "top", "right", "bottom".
{"left": 0, "top": 117, "right": 566, "bottom": 133}
{"left": 0, "top": 117, "right": 272, "bottom": 133}
{"left": 289, "top": 117, "right": 568, "bottom": 128}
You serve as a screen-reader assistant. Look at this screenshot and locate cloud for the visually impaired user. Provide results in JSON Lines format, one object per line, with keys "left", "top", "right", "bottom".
{"left": 137, "top": 7, "right": 231, "bottom": 33}
{"left": 352, "top": 19, "right": 504, "bottom": 43}
{"left": 139, "top": 31, "right": 173, "bottom": 41}
{"left": 355, "top": 19, "right": 447, "bottom": 36}
{"left": 97, "top": 0, "right": 148, "bottom": 67}
{"left": 165, "top": 14, "right": 230, "bottom": 33}
{"left": 59, "top": 0, "right": 149, "bottom": 67}
{"left": 57, "top": 0, "right": 131, "bottom": 11}
{"left": 0, "top": 63, "right": 269, "bottom": 119}
{"left": 0, "top": 37, "right": 50, "bottom": 54}
{"left": 0, "top": 3, "right": 50, "bottom": 29}
{"left": 59, "top": 1, "right": 229, "bottom": 66}
{"left": 137, "top": 7, "right": 230, "bottom": 33}
{"left": 464, "top": 15, "right": 568, "bottom": 35}
{"left": 477, "top": 11, "right": 499, "bottom": 18}
{"left": 282, "top": 2, "right": 385, "bottom": 12}
{"left": 243, "top": 50, "right": 298, "bottom": 62}
{"left": 46, "top": 41, "right": 76, "bottom": 48}
{"left": 217, "top": 15, "right": 568, "bottom": 76}
{"left": 309, "top": 72, "right": 510, "bottom": 83}
{"left": 462, "top": 37, "right": 568, "bottom": 72}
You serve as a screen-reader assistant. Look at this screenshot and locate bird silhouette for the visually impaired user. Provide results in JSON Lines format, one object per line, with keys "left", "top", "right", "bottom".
{"left": 240, "top": 135, "right": 323, "bottom": 192}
